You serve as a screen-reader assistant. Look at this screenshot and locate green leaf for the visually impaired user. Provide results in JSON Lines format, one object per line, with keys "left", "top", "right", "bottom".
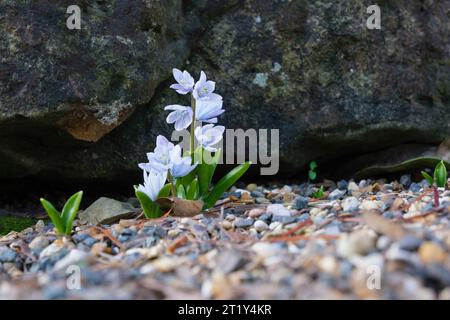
{"left": 434, "top": 160, "right": 447, "bottom": 188}
{"left": 203, "top": 161, "right": 251, "bottom": 209}
{"left": 177, "top": 184, "right": 186, "bottom": 199}
{"left": 198, "top": 148, "right": 221, "bottom": 196}
{"left": 309, "top": 161, "right": 317, "bottom": 170}
{"left": 134, "top": 187, "right": 163, "bottom": 219}
{"left": 312, "top": 186, "right": 324, "bottom": 199}
{"left": 158, "top": 183, "right": 172, "bottom": 198}
{"left": 308, "top": 170, "right": 317, "bottom": 181}
{"left": 40, "top": 198, "right": 65, "bottom": 234}
{"left": 186, "top": 178, "right": 199, "bottom": 200}
{"left": 421, "top": 171, "right": 434, "bottom": 186}
{"left": 60, "top": 191, "right": 83, "bottom": 235}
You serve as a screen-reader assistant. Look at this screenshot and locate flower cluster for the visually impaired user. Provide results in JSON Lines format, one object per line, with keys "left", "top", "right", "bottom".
{"left": 137, "top": 70, "right": 225, "bottom": 200}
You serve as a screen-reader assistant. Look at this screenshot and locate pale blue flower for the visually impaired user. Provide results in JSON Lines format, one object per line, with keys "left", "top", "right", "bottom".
{"left": 169, "top": 145, "right": 197, "bottom": 178}
{"left": 195, "top": 99, "right": 225, "bottom": 123}
{"left": 193, "top": 71, "right": 222, "bottom": 101}
{"left": 195, "top": 124, "right": 225, "bottom": 152}
{"left": 137, "top": 169, "right": 167, "bottom": 201}
{"left": 164, "top": 105, "right": 193, "bottom": 131}
{"left": 170, "top": 68, "right": 195, "bottom": 95}
{"left": 139, "top": 135, "right": 174, "bottom": 173}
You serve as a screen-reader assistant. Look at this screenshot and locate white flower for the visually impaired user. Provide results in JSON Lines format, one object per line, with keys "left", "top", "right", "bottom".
{"left": 164, "top": 105, "right": 193, "bottom": 131}
{"left": 195, "top": 124, "right": 225, "bottom": 152}
{"left": 139, "top": 135, "right": 174, "bottom": 173}
{"left": 170, "top": 68, "right": 195, "bottom": 95}
{"left": 195, "top": 99, "right": 225, "bottom": 124}
{"left": 193, "top": 71, "right": 222, "bottom": 101}
{"left": 169, "top": 145, "right": 197, "bottom": 178}
{"left": 137, "top": 169, "right": 167, "bottom": 201}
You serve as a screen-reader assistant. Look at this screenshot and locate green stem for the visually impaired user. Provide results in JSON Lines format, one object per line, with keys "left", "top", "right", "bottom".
{"left": 167, "top": 173, "right": 177, "bottom": 197}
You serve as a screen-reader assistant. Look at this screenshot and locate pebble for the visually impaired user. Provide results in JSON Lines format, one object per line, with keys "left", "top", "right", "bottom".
{"left": 347, "top": 181, "right": 359, "bottom": 193}
{"left": 251, "top": 242, "right": 279, "bottom": 257}
{"left": 359, "top": 200, "right": 379, "bottom": 211}
{"left": 256, "top": 197, "right": 270, "bottom": 204}
{"left": 292, "top": 196, "right": 308, "bottom": 210}
{"left": 400, "top": 174, "right": 412, "bottom": 187}
{"left": 338, "top": 230, "right": 377, "bottom": 258}
{"left": 398, "top": 236, "right": 422, "bottom": 251}
{"left": 225, "top": 214, "right": 236, "bottom": 221}
{"left": 246, "top": 183, "right": 258, "bottom": 192}
{"left": 337, "top": 180, "right": 348, "bottom": 190}
{"left": 0, "top": 247, "right": 17, "bottom": 263}
{"left": 329, "top": 189, "right": 346, "bottom": 200}
{"left": 221, "top": 220, "right": 232, "bottom": 230}
{"left": 234, "top": 218, "right": 254, "bottom": 229}
{"left": 342, "top": 197, "right": 360, "bottom": 212}
{"left": 266, "top": 204, "right": 291, "bottom": 217}
{"left": 419, "top": 242, "right": 447, "bottom": 264}
{"left": 28, "top": 236, "right": 49, "bottom": 254}
{"left": 248, "top": 208, "right": 265, "bottom": 218}
{"left": 254, "top": 220, "right": 269, "bottom": 232}
{"left": 54, "top": 249, "right": 90, "bottom": 271}
{"left": 269, "top": 221, "right": 282, "bottom": 230}
{"left": 409, "top": 182, "right": 421, "bottom": 193}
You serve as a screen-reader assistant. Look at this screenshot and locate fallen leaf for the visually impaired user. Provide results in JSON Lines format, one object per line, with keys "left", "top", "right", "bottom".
{"left": 156, "top": 197, "right": 204, "bottom": 217}
{"left": 362, "top": 211, "right": 406, "bottom": 240}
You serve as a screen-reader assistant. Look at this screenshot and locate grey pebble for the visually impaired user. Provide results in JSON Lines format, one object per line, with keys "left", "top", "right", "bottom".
{"left": 234, "top": 218, "right": 255, "bottom": 228}
{"left": 0, "top": 247, "right": 17, "bottom": 263}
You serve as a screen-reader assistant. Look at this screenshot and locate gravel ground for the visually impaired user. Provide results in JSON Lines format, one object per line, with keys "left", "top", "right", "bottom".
{"left": 1, "top": 176, "right": 450, "bottom": 299}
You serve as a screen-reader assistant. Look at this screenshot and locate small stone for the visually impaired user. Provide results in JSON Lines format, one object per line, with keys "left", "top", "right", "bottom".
{"left": 419, "top": 242, "right": 447, "bottom": 264}
{"left": 222, "top": 220, "right": 232, "bottom": 230}
{"left": 400, "top": 174, "right": 412, "bottom": 187}
{"left": 398, "top": 236, "right": 422, "bottom": 251}
{"left": 347, "top": 181, "right": 359, "bottom": 193}
{"left": 254, "top": 220, "right": 269, "bottom": 232}
{"left": 0, "top": 247, "right": 17, "bottom": 263}
{"left": 168, "top": 229, "right": 181, "bottom": 238}
{"left": 269, "top": 221, "right": 282, "bottom": 230}
{"left": 246, "top": 183, "right": 258, "bottom": 192}
{"left": 338, "top": 230, "right": 377, "bottom": 258}
{"left": 251, "top": 242, "right": 279, "bottom": 257}
{"left": 337, "top": 180, "right": 348, "bottom": 190}
{"left": 266, "top": 204, "right": 291, "bottom": 217}
{"left": 292, "top": 196, "right": 308, "bottom": 210}
{"left": 28, "top": 236, "right": 49, "bottom": 254}
{"left": 359, "top": 200, "right": 379, "bottom": 211}
{"left": 234, "top": 218, "right": 254, "bottom": 229}
{"left": 256, "top": 197, "right": 270, "bottom": 204}
{"left": 225, "top": 214, "right": 236, "bottom": 221}
{"left": 54, "top": 249, "right": 90, "bottom": 271}
{"left": 329, "top": 189, "right": 346, "bottom": 200}
{"left": 35, "top": 220, "right": 45, "bottom": 232}
{"left": 409, "top": 182, "right": 421, "bottom": 193}
{"left": 342, "top": 197, "right": 360, "bottom": 212}
{"left": 248, "top": 208, "right": 265, "bottom": 218}
{"left": 91, "top": 242, "right": 107, "bottom": 255}
{"left": 258, "top": 213, "right": 272, "bottom": 223}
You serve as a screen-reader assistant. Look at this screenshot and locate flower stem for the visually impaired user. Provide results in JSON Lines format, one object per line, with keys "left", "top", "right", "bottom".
{"left": 190, "top": 97, "right": 196, "bottom": 160}
{"left": 433, "top": 186, "right": 440, "bottom": 207}
{"left": 167, "top": 172, "right": 177, "bottom": 197}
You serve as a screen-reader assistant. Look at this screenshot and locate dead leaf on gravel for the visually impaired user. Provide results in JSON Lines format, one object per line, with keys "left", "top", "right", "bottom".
{"left": 362, "top": 211, "right": 406, "bottom": 240}
{"left": 156, "top": 197, "right": 204, "bottom": 217}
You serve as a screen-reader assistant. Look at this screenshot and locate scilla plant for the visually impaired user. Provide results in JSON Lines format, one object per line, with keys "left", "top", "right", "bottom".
{"left": 421, "top": 160, "right": 448, "bottom": 207}
{"left": 135, "top": 69, "right": 251, "bottom": 218}
{"left": 40, "top": 191, "right": 83, "bottom": 235}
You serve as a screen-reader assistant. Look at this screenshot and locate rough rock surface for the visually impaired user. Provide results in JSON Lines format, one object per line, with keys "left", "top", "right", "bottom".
{"left": 0, "top": 0, "right": 449, "bottom": 182}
